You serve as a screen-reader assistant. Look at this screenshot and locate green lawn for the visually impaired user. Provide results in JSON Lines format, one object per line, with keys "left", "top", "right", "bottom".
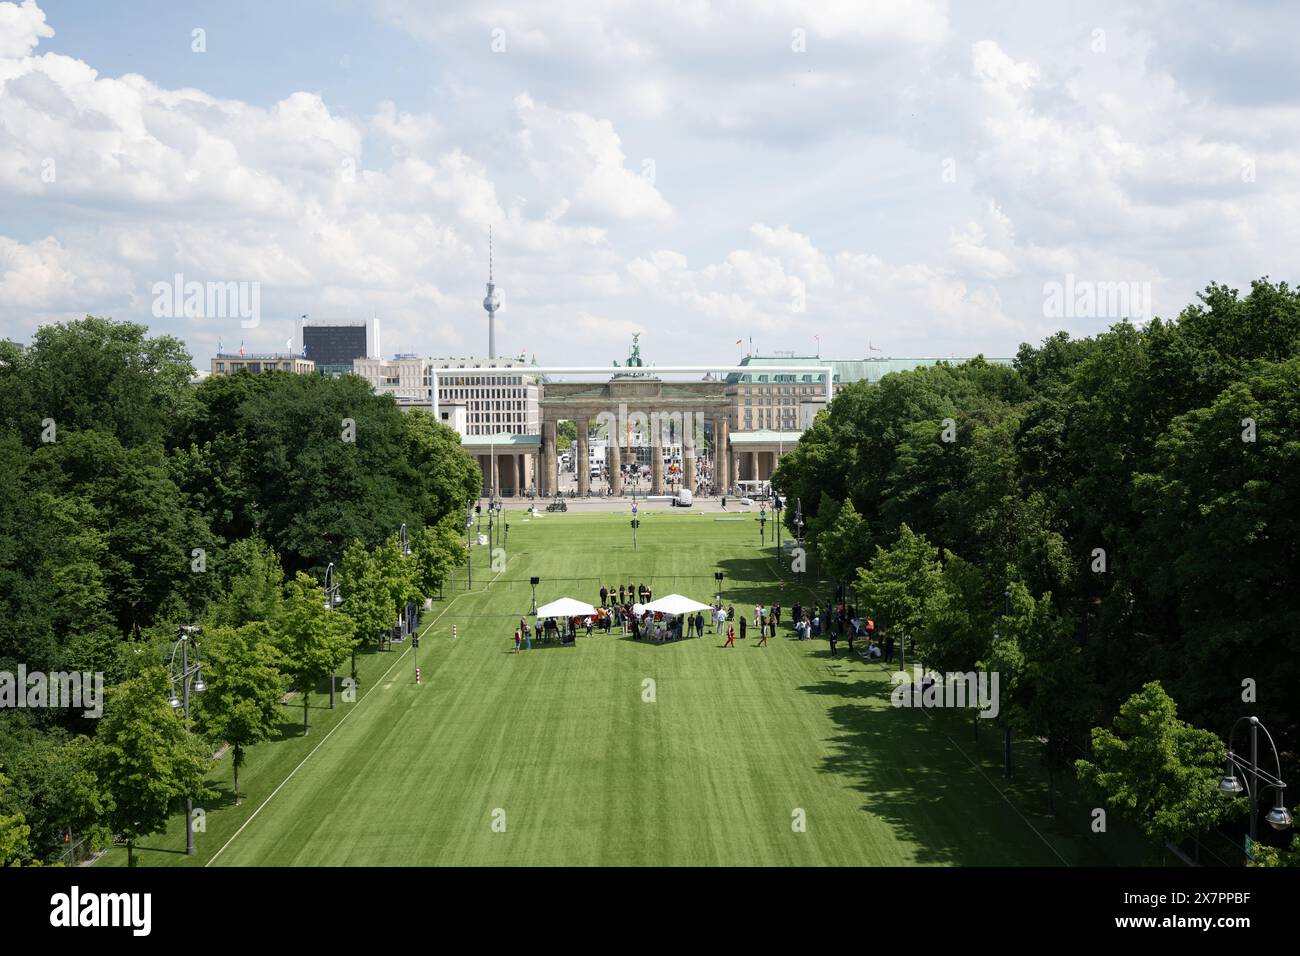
{"left": 100, "top": 507, "right": 1121, "bottom": 866}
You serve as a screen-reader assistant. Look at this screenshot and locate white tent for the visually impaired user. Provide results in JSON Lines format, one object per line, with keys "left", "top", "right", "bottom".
{"left": 643, "top": 594, "right": 713, "bottom": 616}
{"left": 535, "top": 597, "right": 598, "bottom": 618}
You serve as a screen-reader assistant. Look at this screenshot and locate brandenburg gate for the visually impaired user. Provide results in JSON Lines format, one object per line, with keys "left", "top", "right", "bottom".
{"left": 435, "top": 339, "right": 832, "bottom": 500}
{"left": 539, "top": 372, "right": 731, "bottom": 497}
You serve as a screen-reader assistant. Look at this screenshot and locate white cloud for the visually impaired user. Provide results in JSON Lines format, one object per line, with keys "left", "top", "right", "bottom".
{"left": 0, "top": 0, "right": 51, "bottom": 59}
{"left": 512, "top": 93, "right": 672, "bottom": 224}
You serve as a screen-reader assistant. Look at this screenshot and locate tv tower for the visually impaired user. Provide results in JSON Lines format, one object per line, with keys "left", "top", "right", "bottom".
{"left": 483, "top": 226, "right": 501, "bottom": 359}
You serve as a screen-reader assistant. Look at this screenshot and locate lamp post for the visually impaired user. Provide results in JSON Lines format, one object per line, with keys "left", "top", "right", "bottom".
{"left": 1219, "top": 716, "right": 1292, "bottom": 861}
{"left": 167, "top": 625, "right": 205, "bottom": 856}
{"left": 399, "top": 523, "right": 413, "bottom": 644}
{"left": 465, "top": 499, "right": 474, "bottom": 590}
{"left": 794, "top": 498, "right": 805, "bottom": 585}
{"left": 323, "top": 560, "right": 349, "bottom": 689}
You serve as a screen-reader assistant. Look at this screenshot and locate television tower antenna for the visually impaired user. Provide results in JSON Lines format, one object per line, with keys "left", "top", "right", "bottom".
{"left": 483, "top": 226, "right": 501, "bottom": 359}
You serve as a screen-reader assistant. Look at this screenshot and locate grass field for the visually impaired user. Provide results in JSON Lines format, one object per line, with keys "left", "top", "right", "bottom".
{"left": 99, "top": 506, "right": 1133, "bottom": 867}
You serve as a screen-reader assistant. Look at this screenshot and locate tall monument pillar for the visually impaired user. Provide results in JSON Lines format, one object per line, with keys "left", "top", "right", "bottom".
{"left": 651, "top": 415, "right": 664, "bottom": 495}
{"left": 576, "top": 416, "right": 590, "bottom": 497}
{"left": 609, "top": 436, "right": 622, "bottom": 496}
{"left": 683, "top": 410, "right": 698, "bottom": 492}
{"left": 714, "top": 415, "right": 730, "bottom": 495}
{"left": 543, "top": 418, "right": 558, "bottom": 496}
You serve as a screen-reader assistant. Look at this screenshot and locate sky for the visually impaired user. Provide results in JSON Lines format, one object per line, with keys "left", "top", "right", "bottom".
{"left": 1, "top": 0, "right": 1298, "bottom": 366}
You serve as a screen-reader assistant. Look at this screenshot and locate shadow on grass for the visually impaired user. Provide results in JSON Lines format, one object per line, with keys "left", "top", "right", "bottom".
{"left": 798, "top": 669, "right": 1069, "bottom": 866}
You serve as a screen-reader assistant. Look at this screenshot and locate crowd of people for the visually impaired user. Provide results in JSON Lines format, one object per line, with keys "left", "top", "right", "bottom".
{"left": 510, "top": 581, "right": 897, "bottom": 661}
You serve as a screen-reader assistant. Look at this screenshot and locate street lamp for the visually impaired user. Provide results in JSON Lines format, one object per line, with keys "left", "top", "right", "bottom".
{"left": 794, "top": 498, "right": 805, "bottom": 584}
{"left": 398, "top": 523, "right": 414, "bottom": 645}
{"left": 323, "top": 561, "right": 349, "bottom": 686}
{"left": 1220, "top": 716, "right": 1292, "bottom": 860}
{"left": 465, "top": 498, "right": 474, "bottom": 590}
{"left": 167, "top": 625, "right": 204, "bottom": 856}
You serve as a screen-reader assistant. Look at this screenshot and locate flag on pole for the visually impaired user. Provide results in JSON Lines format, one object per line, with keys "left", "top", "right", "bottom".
{"left": 217, "top": 337, "right": 223, "bottom": 353}
{"left": 239, "top": 341, "right": 245, "bottom": 357}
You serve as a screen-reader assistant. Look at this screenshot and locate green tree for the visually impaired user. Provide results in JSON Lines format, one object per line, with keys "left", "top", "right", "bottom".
{"left": 853, "top": 523, "right": 941, "bottom": 645}
{"left": 206, "top": 536, "right": 284, "bottom": 629}
{"left": 195, "top": 622, "right": 285, "bottom": 804}
{"left": 274, "top": 574, "right": 352, "bottom": 735}
{"left": 0, "top": 722, "right": 105, "bottom": 864}
{"left": 816, "top": 499, "right": 872, "bottom": 588}
{"left": 0, "top": 316, "right": 193, "bottom": 450}
{"left": 917, "top": 552, "right": 995, "bottom": 674}
{"left": 92, "top": 669, "right": 213, "bottom": 867}
{"left": 374, "top": 533, "right": 420, "bottom": 641}
{"left": 556, "top": 419, "right": 577, "bottom": 452}
{"left": 411, "top": 517, "right": 468, "bottom": 602}
{"left": 1251, "top": 818, "right": 1300, "bottom": 867}
{"left": 339, "top": 540, "right": 394, "bottom": 677}
{"left": 0, "top": 769, "right": 31, "bottom": 865}
{"left": 1076, "top": 682, "right": 1228, "bottom": 858}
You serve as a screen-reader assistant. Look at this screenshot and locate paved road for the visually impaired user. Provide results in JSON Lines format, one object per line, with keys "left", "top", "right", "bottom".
{"left": 482, "top": 495, "right": 774, "bottom": 514}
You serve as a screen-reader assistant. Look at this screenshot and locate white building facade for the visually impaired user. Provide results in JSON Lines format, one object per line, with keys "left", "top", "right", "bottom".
{"left": 351, "top": 354, "right": 540, "bottom": 437}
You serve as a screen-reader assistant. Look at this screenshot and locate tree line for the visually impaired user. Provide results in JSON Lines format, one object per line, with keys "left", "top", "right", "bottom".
{"left": 775, "top": 278, "right": 1299, "bottom": 862}
{"left": 0, "top": 317, "right": 479, "bottom": 864}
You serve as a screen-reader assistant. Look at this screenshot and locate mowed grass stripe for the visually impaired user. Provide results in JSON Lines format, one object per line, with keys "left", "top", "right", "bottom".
{"left": 134, "top": 509, "right": 1072, "bottom": 866}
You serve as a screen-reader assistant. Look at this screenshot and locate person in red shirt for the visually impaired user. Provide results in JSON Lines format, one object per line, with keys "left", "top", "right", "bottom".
{"left": 724, "top": 625, "right": 735, "bottom": 648}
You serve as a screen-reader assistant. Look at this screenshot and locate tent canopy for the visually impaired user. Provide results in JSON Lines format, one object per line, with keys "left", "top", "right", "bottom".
{"left": 535, "top": 597, "right": 598, "bottom": 618}
{"left": 642, "top": 593, "right": 713, "bottom": 616}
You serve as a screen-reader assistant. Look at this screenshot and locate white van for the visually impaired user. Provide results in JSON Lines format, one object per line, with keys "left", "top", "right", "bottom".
{"left": 673, "top": 489, "right": 693, "bottom": 507}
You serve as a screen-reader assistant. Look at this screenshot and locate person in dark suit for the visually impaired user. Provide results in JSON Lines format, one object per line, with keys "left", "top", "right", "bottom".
{"left": 600, "top": 585, "right": 608, "bottom": 607}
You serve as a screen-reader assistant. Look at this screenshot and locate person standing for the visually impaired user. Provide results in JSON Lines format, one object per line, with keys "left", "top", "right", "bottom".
{"left": 739, "top": 615, "right": 747, "bottom": 643}
{"left": 619, "top": 584, "right": 626, "bottom": 605}
{"left": 724, "top": 625, "right": 735, "bottom": 648}
{"left": 695, "top": 611, "right": 705, "bottom": 639}
{"left": 524, "top": 622, "right": 532, "bottom": 651}
{"left": 600, "top": 585, "right": 608, "bottom": 607}
{"left": 513, "top": 628, "right": 521, "bottom": 654}
{"left": 828, "top": 621, "right": 839, "bottom": 659}
{"left": 770, "top": 615, "right": 777, "bottom": 641}
{"left": 757, "top": 620, "right": 768, "bottom": 647}
{"left": 885, "top": 632, "right": 895, "bottom": 663}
